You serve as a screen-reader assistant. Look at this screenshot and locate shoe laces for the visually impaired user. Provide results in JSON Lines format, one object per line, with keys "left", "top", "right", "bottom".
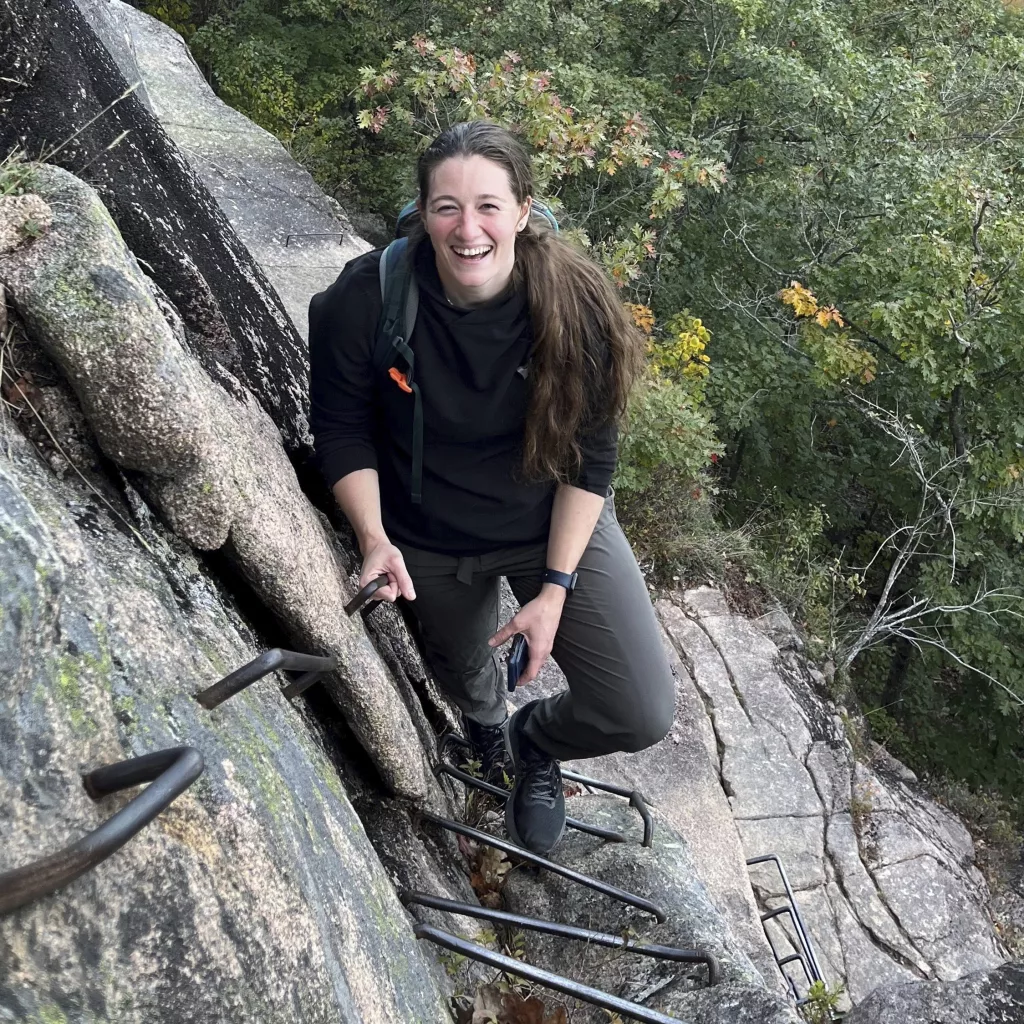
{"left": 520, "top": 748, "right": 561, "bottom": 809}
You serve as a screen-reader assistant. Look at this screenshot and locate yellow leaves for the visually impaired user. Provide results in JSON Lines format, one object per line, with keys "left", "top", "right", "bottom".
{"left": 779, "top": 280, "right": 820, "bottom": 319}
{"left": 779, "top": 281, "right": 872, "bottom": 383}
{"left": 648, "top": 313, "right": 712, "bottom": 383}
{"left": 1008, "top": 464, "right": 1021, "bottom": 481}
{"left": 626, "top": 303, "right": 655, "bottom": 334}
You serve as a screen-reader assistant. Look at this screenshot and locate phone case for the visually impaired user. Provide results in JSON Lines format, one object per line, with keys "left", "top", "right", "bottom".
{"left": 507, "top": 634, "right": 528, "bottom": 692}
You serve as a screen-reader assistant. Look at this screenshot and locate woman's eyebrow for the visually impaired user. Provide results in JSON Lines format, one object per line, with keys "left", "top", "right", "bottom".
{"left": 431, "top": 193, "right": 506, "bottom": 203}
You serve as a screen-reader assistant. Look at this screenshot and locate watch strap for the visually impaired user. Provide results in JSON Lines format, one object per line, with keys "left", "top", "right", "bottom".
{"left": 542, "top": 568, "right": 578, "bottom": 593}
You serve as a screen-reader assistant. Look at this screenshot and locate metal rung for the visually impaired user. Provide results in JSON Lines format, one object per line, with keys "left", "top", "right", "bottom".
{"left": 414, "top": 923, "right": 687, "bottom": 1023}
{"left": 746, "top": 853, "right": 824, "bottom": 1001}
{"left": 435, "top": 758, "right": 628, "bottom": 844}
{"left": 0, "top": 747, "right": 204, "bottom": 916}
{"left": 419, "top": 810, "right": 666, "bottom": 923}
{"left": 402, "top": 890, "right": 720, "bottom": 984}
{"left": 443, "top": 733, "right": 654, "bottom": 846}
{"left": 194, "top": 648, "right": 338, "bottom": 709}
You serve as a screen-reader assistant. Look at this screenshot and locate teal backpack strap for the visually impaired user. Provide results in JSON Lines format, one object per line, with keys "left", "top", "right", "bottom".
{"left": 376, "top": 238, "right": 423, "bottom": 505}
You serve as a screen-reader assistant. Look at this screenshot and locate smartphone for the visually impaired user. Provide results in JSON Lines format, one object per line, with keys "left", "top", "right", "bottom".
{"left": 507, "top": 634, "right": 528, "bottom": 692}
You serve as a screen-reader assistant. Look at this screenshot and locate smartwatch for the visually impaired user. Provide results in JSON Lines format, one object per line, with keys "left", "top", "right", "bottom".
{"left": 542, "top": 568, "right": 578, "bottom": 594}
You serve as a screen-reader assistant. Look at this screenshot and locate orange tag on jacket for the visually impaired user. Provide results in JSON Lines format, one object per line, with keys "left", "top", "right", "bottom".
{"left": 388, "top": 367, "right": 413, "bottom": 393}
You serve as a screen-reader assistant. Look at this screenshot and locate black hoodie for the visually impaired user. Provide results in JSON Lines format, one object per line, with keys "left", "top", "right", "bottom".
{"left": 308, "top": 240, "right": 617, "bottom": 555}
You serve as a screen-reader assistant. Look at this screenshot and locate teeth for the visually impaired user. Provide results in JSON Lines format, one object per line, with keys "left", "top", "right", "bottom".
{"left": 453, "top": 246, "right": 492, "bottom": 256}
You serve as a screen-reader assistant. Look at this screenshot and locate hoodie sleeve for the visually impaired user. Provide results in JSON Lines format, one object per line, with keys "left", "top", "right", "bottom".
{"left": 571, "top": 419, "right": 619, "bottom": 496}
{"left": 308, "top": 250, "right": 384, "bottom": 490}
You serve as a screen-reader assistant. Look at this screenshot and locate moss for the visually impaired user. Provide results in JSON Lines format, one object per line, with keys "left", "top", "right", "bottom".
{"left": 28, "top": 1005, "right": 69, "bottom": 1024}
{"left": 51, "top": 629, "right": 113, "bottom": 735}
{"left": 219, "top": 714, "right": 295, "bottom": 825}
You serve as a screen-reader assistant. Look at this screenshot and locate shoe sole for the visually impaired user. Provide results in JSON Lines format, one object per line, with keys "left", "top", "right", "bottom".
{"left": 504, "top": 709, "right": 566, "bottom": 855}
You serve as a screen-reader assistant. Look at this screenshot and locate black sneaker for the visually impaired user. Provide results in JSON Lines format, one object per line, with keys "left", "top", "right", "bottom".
{"left": 463, "top": 716, "right": 511, "bottom": 787}
{"left": 504, "top": 700, "right": 566, "bottom": 855}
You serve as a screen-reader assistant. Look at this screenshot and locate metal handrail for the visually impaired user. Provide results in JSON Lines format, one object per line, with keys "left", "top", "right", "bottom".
{"left": 193, "top": 649, "right": 338, "bottom": 709}
{"left": 0, "top": 747, "right": 204, "bottom": 916}
{"left": 402, "top": 890, "right": 720, "bottom": 984}
{"left": 418, "top": 810, "right": 666, "bottom": 923}
{"left": 414, "top": 924, "right": 687, "bottom": 1024}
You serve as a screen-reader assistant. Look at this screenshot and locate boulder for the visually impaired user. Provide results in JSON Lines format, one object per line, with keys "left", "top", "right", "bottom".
{"left": 842, "top": 963, "right": 1024, "bottom": 1024}
{"left": 0, "top": 0, "right": 311, "bottom": 450}
{"left": 0, "top": 436, "right": 452, "bottom": 1023}
{"left": 0, "top": 162, "right": 437, "bottom": 803}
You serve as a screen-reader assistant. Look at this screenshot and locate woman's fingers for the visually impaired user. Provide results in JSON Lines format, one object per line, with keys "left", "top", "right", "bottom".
{"left": 489, "top": 617, "right": 520, "bottom": 648}
{"left": 390, "top": 557, "right": 417, "bottom": 601}
{"left": 360, "top": 543, "right": 415, "bottom": 604}
{"left": 524, "top": 643, "right": 548, "bottom": 684}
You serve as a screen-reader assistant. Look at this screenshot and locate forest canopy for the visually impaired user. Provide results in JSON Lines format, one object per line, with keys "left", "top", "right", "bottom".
{"left": 145, "top": 0, "right": 1024, "bottom": 809}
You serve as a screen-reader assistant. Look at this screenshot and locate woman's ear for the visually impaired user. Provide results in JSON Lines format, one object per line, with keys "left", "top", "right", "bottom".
{"left": 517, "top": 196, "right": 534, "bottom": 232}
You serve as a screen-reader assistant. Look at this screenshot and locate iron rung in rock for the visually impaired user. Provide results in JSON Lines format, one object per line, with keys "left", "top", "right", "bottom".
{"left": 746, "top": 853, "right": 825, "bottom": 1000}
{"left": 402, "top": 890, "right": 720, "bottom": 985}
{"left": 0, "top": 747, "right": 204, "bottom": 916}
{"left": 414, "top": 923, "right": 689, "bottom": 1024}
{"left": 419, "top": 810, "right": 666, "bottom": 923}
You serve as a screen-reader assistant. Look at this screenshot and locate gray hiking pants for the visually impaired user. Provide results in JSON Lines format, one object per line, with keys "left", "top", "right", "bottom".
{"left": 396, "top": 495, "right": 675, "bottom": 761}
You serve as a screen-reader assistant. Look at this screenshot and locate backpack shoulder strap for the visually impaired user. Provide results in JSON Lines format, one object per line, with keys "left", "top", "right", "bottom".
{"left": 374, "top": 237, "right": 424, "bottom": 505}
{"left": 374, "top": 237, "right": 419, "bottom": 373}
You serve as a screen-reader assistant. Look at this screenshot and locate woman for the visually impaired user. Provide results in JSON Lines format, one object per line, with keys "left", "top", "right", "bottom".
{"left": 309, "top": 121, "right": 675, "bottom": 855}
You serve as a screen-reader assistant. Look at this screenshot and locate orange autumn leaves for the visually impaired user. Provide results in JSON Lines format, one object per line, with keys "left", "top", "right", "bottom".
{"left": 778, "top": 281, "right": 877, "bottom": 385}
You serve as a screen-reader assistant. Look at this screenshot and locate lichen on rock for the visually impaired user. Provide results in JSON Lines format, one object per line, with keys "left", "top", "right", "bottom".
{"left": 0, "top": 193, "right": 52, "bottom": 255}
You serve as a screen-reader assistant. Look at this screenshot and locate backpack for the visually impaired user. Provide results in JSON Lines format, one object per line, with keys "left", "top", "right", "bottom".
{"left": 373, "top": 200, "right": 559, "bottom": 505}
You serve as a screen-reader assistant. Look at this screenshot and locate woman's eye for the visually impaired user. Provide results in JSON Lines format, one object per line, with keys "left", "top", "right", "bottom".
{"left": 434, "top": 205, "right": 457, "bottom": 214}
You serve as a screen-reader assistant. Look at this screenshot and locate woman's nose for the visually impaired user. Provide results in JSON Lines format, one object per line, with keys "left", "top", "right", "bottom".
{"left": 457, "top": 209, "right": 480, "bottom": 237}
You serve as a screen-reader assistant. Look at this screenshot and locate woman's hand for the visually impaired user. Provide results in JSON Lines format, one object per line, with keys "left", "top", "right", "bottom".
{"left": 489, "top": 587, "right": 566, "bottom": 684}
{"left": 360, "top": 536, "right": 416, "bottom": 603}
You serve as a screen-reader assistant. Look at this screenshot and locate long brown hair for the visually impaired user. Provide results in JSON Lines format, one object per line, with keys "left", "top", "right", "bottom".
{"left": 411, "top": 121, "right": 644, "bottom": 482}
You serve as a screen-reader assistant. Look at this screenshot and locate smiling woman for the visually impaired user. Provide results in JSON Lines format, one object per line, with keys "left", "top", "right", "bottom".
{"left": 308, "top": 121, "right": 675, "bottom": 857}
{"left": 419, "top": 154, "right": 532, "bottom": 306}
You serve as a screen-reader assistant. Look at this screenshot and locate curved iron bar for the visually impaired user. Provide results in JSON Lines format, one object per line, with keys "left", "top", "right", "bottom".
{"left": 561, "top": 768, "right": 655, "bottom": 848}
{"left": 402, "top": 890, "right": 720, "bottom": 985}
{"left": 418, "top": 810, "right": 666, "bottom": 923}
{"left": 194, "top": 649, "right": 338, "bottom": 709}
{"left": 0, "top": 747, "right": 204, "bottom": 916}
{"left": 434, "top": 760, "right": 628, "bottom": 844}
{"left": 414, "top": 924, "right": 686, "bottom": 1024}
{"left": 444, "top": 735, "right": 655, "bottom": 847}
{"left": 343, "top": 574, "right": 391, "bottom": 616}
{"left": 747, "top": 854, "right": 824, "bottom": 986}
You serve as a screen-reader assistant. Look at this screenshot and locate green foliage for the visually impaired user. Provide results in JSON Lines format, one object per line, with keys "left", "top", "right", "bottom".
{"left": 800, "top": 980, "right": 845, "bottom": 1024}
{"left": 158, "top": 0, "right": 1024, "bottom": 805}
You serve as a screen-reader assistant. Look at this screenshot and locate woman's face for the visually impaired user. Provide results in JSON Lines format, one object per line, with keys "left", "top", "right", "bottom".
{"left": 420, "top": 154, "right": 531, "bottom": 307}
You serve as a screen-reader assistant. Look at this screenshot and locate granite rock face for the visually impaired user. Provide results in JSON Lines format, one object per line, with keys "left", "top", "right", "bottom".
{"left": 665, "top": 588, "right": 1007, "bottom": 1007}
{"left": 502, "top": 799, "right": 802, "bottom": 1024}
{"left": 0, "top": 163, "right": 436, "bottom": 803}
{"left": 78, "top": 0, "right": 366, "bottom": 342}
{"left": 0, "top": 438, "right": 452, "bottom": 1023}
{"left": 0, "top": 0, "right": 312, "bottom": 450}
{"left": 842, "top": 963, "right": 1024, "bottom": 1024}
